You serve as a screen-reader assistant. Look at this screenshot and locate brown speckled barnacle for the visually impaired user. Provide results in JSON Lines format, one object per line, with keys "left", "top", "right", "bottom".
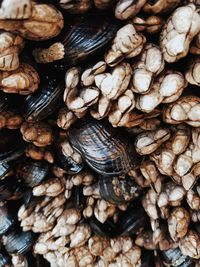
{"left": 0, "top": 63, "right": 40, "bottom": 95}
{"left": 160, "top": 4, "right": 200, "bottom": 62}
{"left": 163, "top": 96, "right": 200, "bottom": 127}
{"left": 131, "top": 15, "right": 164, "bottom": 34}
{"left": 185, "top": 58, "right": 200, "bottom": 86}
{"left": 0, "top": 31, "right": 24, "bottom": 71}
{"left": 115, "top": 0, "right": 147, "bottom": 20}
{"left": 143, "top": 0, "right": 181, "bottom": 14}
{"left": 0, "top": 2, "right": 64, "bottom": 41}
{"left": 20, "top": 121, "right": 54, "bottom": 147}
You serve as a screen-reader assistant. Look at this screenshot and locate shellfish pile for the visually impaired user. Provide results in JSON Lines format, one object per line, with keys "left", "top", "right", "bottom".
{"left": 0, "top": 0, "right": 200, "bottom": 266}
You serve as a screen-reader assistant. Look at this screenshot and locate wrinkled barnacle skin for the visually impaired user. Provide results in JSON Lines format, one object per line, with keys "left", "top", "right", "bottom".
{"left": 163, "top": 96, "right": 200, "bottom": 127}
{"left": 143, "top": 0, "right": 181, "bottom": 14}
{"left": 95, "top": 62, "right": 132, "bottom": 100}
{"left": 131, "top": 43, "right": 165, "bottom": 95}
{"left": 179, "top": 230, "right": 200, "bottom": 259}
{"left": 160, "top": 4, "right": 200, "bottom": 62}
{"left": 20, "top": 121, "right": 54, "bottom": 147}
{"left": 0, "top": 3, "right": 64, "bottom": 41}
{"left": 185, "top": 58, "right": 200, "bottom": 86}
{"left": 131, "top": 15, "right": 164, "bottom": 34}
{"left": 1, "top": 0, "right": 200, "bottom": 265}
{"left": 136, "top": 70, "right": 187, "bottom": 113}
{"left": 93, "top": 0, "right": 114, "bottom": 9}
{"left": 0, "top": 110, "right": 23, "bottom": 129}
{"left": 0, "top": 0, "right": 32, "bottom": 19}
{"left": 59, "top": 0, "right": 92, "bottom": 14}
{"left": 115, "top": 0, "right": 147, "bottom": 20}
{"left": 0, "top": 63, "right": 40, "bottom": 95}
{"left": 105, "top": 24, "right": 146, "bottom": 67}
{"left": 64, "top": 67, "right": 100, "bottom": 118}
{"left": 0, "top": 31, "right": 24, "bottom": 71}
{"left": 134, "top": 128, "right": 171, "bottom": 155}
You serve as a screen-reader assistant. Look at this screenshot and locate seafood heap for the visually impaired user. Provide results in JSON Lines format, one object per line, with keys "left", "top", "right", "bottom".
{"left": 0, "top": 0, "right": 200, "bottom": 266}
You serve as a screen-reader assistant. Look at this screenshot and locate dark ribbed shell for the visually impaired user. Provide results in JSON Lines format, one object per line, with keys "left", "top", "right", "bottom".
{"left": 0, "top": 129, "right": 25, "bottom": 163}
{"left": 0, "top": 204, "right": 15, "bottom": 235}
{"left": 60, "top": 13, "right": 120, "bottom": 65}
{"left": 0, "top": 250, "right": 11, "bottom": 267}
{"left": 4, "top": 229, "right": 36, "bottom": 254}
{"left": 99, "top": 176, "right": 140, "bottom": 205}
{"left": 162, "top": 248, "right": 192, "bottom": 267}
{"left": 69, "top": 118, "right": 137, "bottom": 176}
{"left": 0, "top": 92, "right": 8, "bottom": 112}
{"left": 17, "top": 159, "right": 50, "bottom": 187}
{"left": 22, "top": 73, "right": 64, "bottom": 122}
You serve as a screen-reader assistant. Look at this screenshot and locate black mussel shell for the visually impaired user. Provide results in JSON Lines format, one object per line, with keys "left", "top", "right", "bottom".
{"left": 0, "top": 163, "right": 12, "bottom": 179}
{"left": 65, "top": 186, "right": 86, "bottom": 211}
{"left": 4, "top": 228, "right": 36, "bottom": 255}
{"left": 89, "top": 217, "right": 117, "bottom": 238}
{"left": 17, "top": 159, "right": 50, "bottom": 187}
{"left": 0, "top": 250, "right": 11, "bottom": 267}
{"left": 0, "top": 129, "right": 25, "bottom": 163}
{"left": 0, "top": 175, "right": 20, "bottom": 201}
{"left": 99, "top": 176, "right": 141, "bottom": 205}
{"left": 117, "top": 201, "right": 148, "bottom": 236}
{"left": 161, "top": 248, "right": 192, "bottom": 267}
{"left": 69, "top": 118, "right": 138, "bottom": 176}
{"left": 141, "top": 250, "right": 155, "bottom": 267}
{"left": 27, "top": 253, "right": 50, "bottom": 267}
{"left": 57, "top": 12, "right": 120, "bottom": 65}
{"left": 0, "top": 204, "right": 15, "bottom": 235}
{"left": 0, "top": 92, "right": 8, "bottom": 112}
{"left": 22, "top": 70, "right": 65, "bottom": 122}
{"left": 55, "top": 143, "right": 84, "bottom": 174}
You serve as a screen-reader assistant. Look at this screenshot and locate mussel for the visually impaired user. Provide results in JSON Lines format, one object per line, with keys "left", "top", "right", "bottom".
{"left": 22, "top": 67, "right": 65, "bottom": 122}
{"left": 99, "top": 175, "right": 141, "bottom": 205}
{"left": 0, "top": 175, "right": 26, "bottom": 201}
{"left": 0, "top": 250, "right": 11, "bottom": 267}
{"left": 68, "top": 117, "right": 138, "bottom": 176}
{"left": 141, "top": 251, "right": 155, "bottom": 267}
{"left": 3, "top": 227, "right": 36, "bottom": 255}
{"left": 55, "top": 141, "right": 84, "bottom": 174}
{"left": 117, "top": 200, "right": 148, "bottom": 236}
{"left": 0, "top": 163, "right": 12, "bottom": 179}
{"left": 89, "top": 217, "right": 117, "bottom": 238}
{"left": 0, "top": 204, "right": 15, "bottom": 235}
{"left": 33, "top": 13, "right": 120, "bottom": 65}
{"left": 0, "top": 129, "right": 25, "bottom": 163}
{"left": 17, "top": 159, "right": 50, "bottom": 187}
{"left": 0, "top": 92, "right": 8, "bottom": 112}
{"left": 161, "top": 248, "right": 192, "bottom": 267}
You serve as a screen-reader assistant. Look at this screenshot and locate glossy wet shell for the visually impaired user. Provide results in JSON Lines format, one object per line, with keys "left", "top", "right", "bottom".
{"left": 22, "top": 73, "right": 64, "bottom": 122}
{"left": 99, "top": 176, "right": 140, "bottom": 205}
{"left": 56, "top": 144, "right": 84, "bottom": 174}
{"left": 0, "top": 92, "right": 8, "bottom": 112}
{"left": 4, "top": 229, "right": 36, "bottom": 254}
{"left": 0, "top": 175, "right": 20, "bottom": 201}
{"left": 69, "top": 118, "right": 137, "bottom": 176}
{"left": 162, "top": 248, "right": 192, "bottom": 266}
{"left": 0, "top": 129, "right": 25, "bottom": 163}
{"left": 0, "top": 204, "right": 15, "bottom": 235}
{"left": 117, "top": 201, "right": 147, "bottom": 236}
{"left": 17, "top": 160, "right": 50, "bottom": 187}
{"left": 60, "top": 13, "right": 120, "bottom": 65}
{"left": 0, "top": 250, "right": 11, "bottom": 267}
